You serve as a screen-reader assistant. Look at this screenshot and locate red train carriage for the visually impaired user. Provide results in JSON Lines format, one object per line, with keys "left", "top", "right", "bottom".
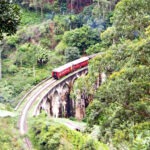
{"left": 52, "top": 63, "right": 72, "bottom": 79}
{"left": 52, "top": 57, "right": 89, "bottom": 79}
{"left": 72, "top": 57, "right": 89, "bottom": 70}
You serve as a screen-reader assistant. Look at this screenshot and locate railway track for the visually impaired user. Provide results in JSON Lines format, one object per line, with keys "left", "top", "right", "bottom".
{"left": 15, "top": 77, "right": 52, "bottom": 111}
{"left": 16, "top": 77, "right": 57, "bottom": 149}
{"left": 16, "top": 67, "right": 90, "bottom": 150}
{"left": 15, "top": 50, "right": 102, "bottom": 150}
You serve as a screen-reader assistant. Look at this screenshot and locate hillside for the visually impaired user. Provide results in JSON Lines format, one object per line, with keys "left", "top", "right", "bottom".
{"left": 0, "top": 0, "right": 150, "bottom": 149}
{"left": 72, "top": 0, "right": 150, "bottom": 149}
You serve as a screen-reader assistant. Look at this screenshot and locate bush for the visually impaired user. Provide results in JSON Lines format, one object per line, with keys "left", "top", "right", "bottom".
{"left": 29, "top": 115, "right": 108, "bottom": 150}
{"left": 7, "top": 65, "right": 18, "bottom": 74}
{"left": 65, "top": 47, "right": 80, "bottom": 62}
{"left": 6, "top": 34, "right": 19, "bottom": 47}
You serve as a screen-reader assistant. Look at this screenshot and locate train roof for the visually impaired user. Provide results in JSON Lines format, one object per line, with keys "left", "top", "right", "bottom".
{"left": 72, "top": 57, "right": 89, "bottom": 65}
{"left": 53, "top": 62, "right": 72, "bottom": 72}
{"left": 52, "top": 57, "right": 89, "bottom": 73}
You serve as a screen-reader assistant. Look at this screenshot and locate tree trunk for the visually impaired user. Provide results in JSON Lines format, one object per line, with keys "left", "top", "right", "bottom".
{"left": 0, "top": 41, "right": 3, "bottom": 80}
{"left": 0, "top": 49, "right": 2, "bottom": 80}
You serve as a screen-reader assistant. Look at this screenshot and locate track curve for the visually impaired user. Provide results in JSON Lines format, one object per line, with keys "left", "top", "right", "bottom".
{"left": 16, "top": 67, "right": 89, "bottom": 149}
{"left": 16, "top": 77, "right": 56, "bottom": 149}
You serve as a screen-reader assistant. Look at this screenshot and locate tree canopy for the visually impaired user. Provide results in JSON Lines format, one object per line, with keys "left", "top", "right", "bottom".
{"left": 62, "top": 25, "right": 100, "bottom": 54}
{"left": 0, "top": 0, "right": 20, "bottom": 40}
{"left": 65, "top": 47, "right": 80, "bottom": 62}
{"left": 72, "top": 0, "right": 150, "bottom": 149}
{"left": 112, "top": 0, "right": 150, "bottom": 39}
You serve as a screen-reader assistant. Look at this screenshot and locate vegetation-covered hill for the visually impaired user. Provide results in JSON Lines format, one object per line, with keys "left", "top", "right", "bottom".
{"left": 72, "top": 0, "right": 150, "bottom": 149}
{"left": 0, "top": 0, "right": 149, "bottom": 149}
{"left": 29, "top": 114, "right": 108, "bottom": 150}
{"left": 0, "top": 1, "right": 114, "bottom": 149}
{"left": 1, "top": 0, "right": 113, "bottom": 106}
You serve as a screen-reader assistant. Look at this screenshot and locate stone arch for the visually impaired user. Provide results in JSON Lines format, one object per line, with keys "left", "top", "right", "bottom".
{"left": 44, "top": 96, "right": 53, "bottom": 116}
{"left": 71, "top": 76, "right": 78, "bottom": 85}
{"left": 60, "top": 83, "right": 70, "bottom": 117}
{"left": 39, "top": 106, "right": 42, "bottom": 114}
{"left": 84, "top": 70, "right": 88, "bottom": 75}
{"left": 39, "top": 98, "right": 47, "bottom": 114}
{"left": 35, "top": 99, "right": 45, "bottom": 116}
{"left": 46, "top": 95, "right": 53, "bottom": 116}
{"left": 34, "top": 68, "right": 89, "bottom": 119}
{"left": 52, "top": 90, "right": 60, "bottom": 118}
{"left": 62, "top": 83, "right": 70, "bottom": 93}
{"left": 80, "top": 70, "right": 88, "bottom": 77}
{"left": 48, "top": 93, "right": 52, "bottom": 99}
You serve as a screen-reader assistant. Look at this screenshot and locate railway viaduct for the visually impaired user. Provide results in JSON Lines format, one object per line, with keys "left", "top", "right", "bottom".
{"left": 17, "top": 55, "right": 106, "bottom": 149}
{"left": 33, "top": 67, "right": 89, "bottom": 120}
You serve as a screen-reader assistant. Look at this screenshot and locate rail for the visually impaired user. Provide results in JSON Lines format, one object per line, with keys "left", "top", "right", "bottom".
{"left": 16, "top": 53, "right": 103, "bottom": 150}
{"left": 33, "top": 66, "right": 88, "bottom": 116}
{"left": 14, "top": 76, "right": 52, "bottom": 110}
{"left": 17, "top": 77, "right": 55, "bottom": 150}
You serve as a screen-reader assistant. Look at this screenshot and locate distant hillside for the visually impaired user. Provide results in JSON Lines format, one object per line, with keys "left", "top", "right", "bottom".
{"left": 19, "top": 0, "right": 93, "bottom": 13}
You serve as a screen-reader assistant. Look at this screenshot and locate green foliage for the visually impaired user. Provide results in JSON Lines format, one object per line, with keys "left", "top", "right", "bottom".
{"left": 86, "top": 43, "right": 105, "bottom": 54}
{"left": 62, "top": 25, "right": 100, "bottom": 54}
{"left": 36, "top": 47, "right": 49, "bottom": 66}
{"left": 5, "top": 34, "right": 19, "bottom": 47}
{"left": 0, "top": 65, "right": 52, "bottom": 106}
{"left": 1, "top": 1, "right": 150, "bottom": 149}
{"left": 15, "top": 43, "right": 36, "bottom": 66}
{"left": 0, "top": 0, "right": 20, "bottom": 40}
{"left": 113, "top": 122, "right": 150, "bottom": 149}
{"left": 100, "top": 26, "right": 117, "bottom": 46}
{"left": 40, "top": 38, "right": 51, "bottom": 48}
{"left": 0, "top": 117, "right": 23, "bottom": 150}
{"left": 17, "top": 19, "right": 52, "bottom": 47}
{"left": 7, "top": 64, "right": 19, "bottom": 74}
{"left": 45, "top": 0, "right": 61, "bottom": 13}
{"left": 20, "top": 0, "right": 65, "bottom": 14}
{"left": 15, "top": 43, "right": 50, "bottom": 67}
{"left": 29, "top": 115, "right": 108, "bottom": 150}
{"left": 55, "top": 41, "right": 67, "bottom": 55}
{"left": 81, "top": 139, "right": 100, "bottom": 150}
{"left": 65, "top": 47, "right": 80, "bottom": 62}
{"left": 112, "top": 0, "right": 150, "bottom": 39}
{"left": 1, "top": 7, "right": 66, "bottom": 105}
{"left": 82, "top": 37, "right": 150, "bottom": 144}
{"left": 86, "top": 100, "right": 103, "bottom": 126}
{"left": 20, "top": 8, "right": 42, "bottom": 26}
{"left": 72, "top": 1, "right": 150, "bottom": 149}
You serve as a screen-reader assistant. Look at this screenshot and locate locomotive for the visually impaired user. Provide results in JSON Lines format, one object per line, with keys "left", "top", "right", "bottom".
{"left": 52, "top": 57, "right": 89, "bottom": 79}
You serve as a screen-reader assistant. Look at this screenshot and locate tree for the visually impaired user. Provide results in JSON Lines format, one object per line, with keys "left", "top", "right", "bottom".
{"left": 113, "top": 0, "right": 150, "bottom": 39}
{"left": 0, "top": 0, "right": 20, "bottom": 40}
{"left": 65, "top": 47, "right": 80, "bottom": 62}
{"left": 36, "top": 47, "right": 49, "bottom": 66}
{"left": 0, "top": 0, "right": 20, "bottom": 79}
{"left": 62, "top": 26, "right": 100, "bottom": 54}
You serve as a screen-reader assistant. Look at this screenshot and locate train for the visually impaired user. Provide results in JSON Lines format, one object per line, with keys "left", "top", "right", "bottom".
{"left": 52, "top": 57, "right": 89, "bottom": 79}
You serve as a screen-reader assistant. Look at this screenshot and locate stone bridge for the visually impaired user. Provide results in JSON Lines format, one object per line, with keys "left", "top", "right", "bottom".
{"left": 33, "top": 67, "right": 88, "bottom": 120}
